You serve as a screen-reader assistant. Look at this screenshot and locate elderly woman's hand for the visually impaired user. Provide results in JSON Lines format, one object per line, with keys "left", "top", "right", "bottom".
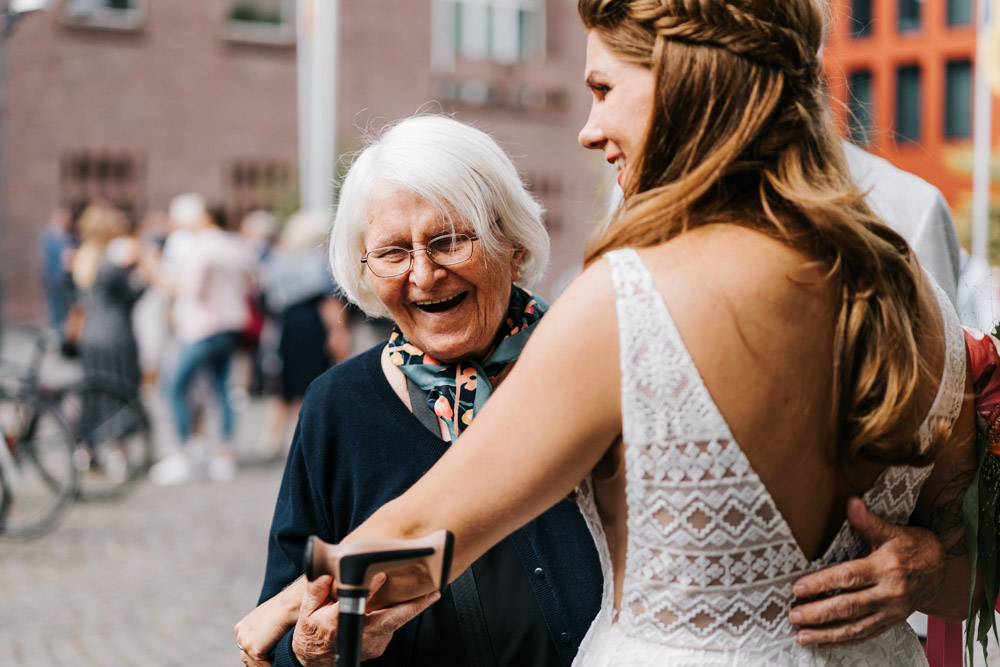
{"left": 292, "top": 573, "right": 443, "bottom": 666}
{"left": 787, "top": 497, "right": 946, "bottom": 647}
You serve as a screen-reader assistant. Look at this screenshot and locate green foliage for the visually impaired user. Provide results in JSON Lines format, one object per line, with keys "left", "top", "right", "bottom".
{"left": 965, "top": 416, "right": 1000, "bottom": 664}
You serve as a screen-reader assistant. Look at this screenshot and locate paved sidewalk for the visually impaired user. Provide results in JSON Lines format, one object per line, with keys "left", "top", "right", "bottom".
{"left": 0, "top": 463, "right": 283, "bottom": 666}
{"left": 0, "top": 329, "right": 289, "bottom": 666}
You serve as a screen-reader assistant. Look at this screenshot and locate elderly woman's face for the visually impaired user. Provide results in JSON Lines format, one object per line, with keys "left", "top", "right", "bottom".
{"left": 364, "top": 188, "right": 519, "bottom": 364}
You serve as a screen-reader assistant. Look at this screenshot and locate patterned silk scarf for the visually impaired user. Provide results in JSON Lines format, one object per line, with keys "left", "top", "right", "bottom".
{"left": 386, "top": 285, "right": 548, "bottom": 441}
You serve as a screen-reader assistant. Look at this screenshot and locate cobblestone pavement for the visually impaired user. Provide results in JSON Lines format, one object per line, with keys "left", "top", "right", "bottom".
{"left": 0, "top": 329, "right": 288, "bottom": 666}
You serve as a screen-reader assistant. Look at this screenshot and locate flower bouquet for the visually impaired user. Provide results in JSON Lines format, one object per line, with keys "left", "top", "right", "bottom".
{"left": 962, "top": 327, "right": 1000, "bottom": 662}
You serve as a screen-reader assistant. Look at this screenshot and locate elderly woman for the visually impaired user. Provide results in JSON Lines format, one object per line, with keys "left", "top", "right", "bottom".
{"left": 236, "top": 115, "right": 602, "bottom": 667}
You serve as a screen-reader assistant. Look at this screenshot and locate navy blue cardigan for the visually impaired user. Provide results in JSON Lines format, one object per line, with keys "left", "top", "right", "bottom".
{"left": 259, "top": 343, "right": 603, "bottom": 667}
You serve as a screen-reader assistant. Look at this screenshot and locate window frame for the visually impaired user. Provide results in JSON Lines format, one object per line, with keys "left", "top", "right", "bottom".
{"left": 225, "top": 0, "right": 295, "bottom": 46}
{"left": 850, "top": 0, "right": 873, "bottom": 37}
{"left": 895, "top": 64, "right": 922, "bottom": 143}
{"left": 61, "top": 0, "right": 145, "bottom": 31}
{"left": 848, "top": 69, "right": 875, "bottom": 145}
{"left": 431, "top": 0, "right": 546, "bottom": 71}
{"left": 898, "top": 0, "right": 922, "bottom": 32}
{"left": 944, "top": 59, "right": 973, "bottom": 139}
{"left": 946, "top": 0, "right": 974, "bottom": 26}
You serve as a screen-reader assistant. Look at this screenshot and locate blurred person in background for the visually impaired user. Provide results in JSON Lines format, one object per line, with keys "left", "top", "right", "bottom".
{"left": 241, "top": 209, "right": 279, "bottom": 263}
{"left": 65, "top": 198, "right": 118, "bottom": 355}
{"left": 256, "top": 209, "right": 350, "bottom": 458}
{"left": 71, "top": 200, "right": 153, "bottom": 471}
{"left": 154, "top": 195, "right": 212, "bottom": 437}
{"left": 149, "top": 194, "right": 256, "bottom": 485}
{"left": 131, "top": 210, "right": 171, "bottom": 389}
{"left": 38, "top": 204, "right": 76, "bottom": 338}
{"left": 239, "top": 209, "right": 280, "bottom": 399}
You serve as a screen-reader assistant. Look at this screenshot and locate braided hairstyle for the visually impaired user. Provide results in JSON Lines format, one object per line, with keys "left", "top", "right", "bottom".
{"left": 580, "top": 0, "right": 938, "bottom": 468}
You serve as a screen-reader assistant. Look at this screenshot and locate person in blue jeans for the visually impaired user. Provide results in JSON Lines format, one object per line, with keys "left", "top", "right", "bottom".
{"left": 150, "top": 194, "right": 256, "bottom": 485}
{"left": 39, "top": 205, "right": 75, "bottom": 335}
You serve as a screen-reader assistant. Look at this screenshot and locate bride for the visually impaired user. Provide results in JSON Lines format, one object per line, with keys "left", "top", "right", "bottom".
{"left": 311, "top": 0, "right": 979, "bottom": 663}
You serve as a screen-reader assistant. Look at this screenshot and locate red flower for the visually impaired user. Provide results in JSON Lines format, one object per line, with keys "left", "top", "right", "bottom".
{"left": 964, "top": 327, "right": 1000, "bottom": 455}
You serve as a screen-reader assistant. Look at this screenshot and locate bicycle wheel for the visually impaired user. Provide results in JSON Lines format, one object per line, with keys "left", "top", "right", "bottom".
{"left": 0, "top": 427, "right": 12, "bottom": 532}
{"left": 0, "top": 393, "right": 78, "bottom": 539}
{"left": 53, "top": 376, "right": 153, "bottom": 501}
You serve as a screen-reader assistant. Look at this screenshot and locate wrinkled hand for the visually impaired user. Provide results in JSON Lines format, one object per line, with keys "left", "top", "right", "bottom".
{"left": 235, "top": 586, "right": 300, "bottom": 667}
{"left": 788, "top": 497, "right": 946, "bottom": 647}
{"left": 292, "top": 573, "right": 442, "bottom": 667}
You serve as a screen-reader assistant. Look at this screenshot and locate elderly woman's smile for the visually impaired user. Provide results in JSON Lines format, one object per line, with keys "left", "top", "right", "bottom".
{"left": 413, "top": 292, "right": 468, "bottom": 312}
{"left": 364, "top": 187, "right": 519, "bottom": 364}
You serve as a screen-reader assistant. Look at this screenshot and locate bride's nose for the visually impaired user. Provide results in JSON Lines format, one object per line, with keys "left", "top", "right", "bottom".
{"left": 579, "top": 106, "right": 606, "bottom": 150}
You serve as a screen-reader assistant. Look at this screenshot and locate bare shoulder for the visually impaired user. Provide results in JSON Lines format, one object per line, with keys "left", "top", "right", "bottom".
{"left": 637, "top": 225, "right": 834, "bottom": 341}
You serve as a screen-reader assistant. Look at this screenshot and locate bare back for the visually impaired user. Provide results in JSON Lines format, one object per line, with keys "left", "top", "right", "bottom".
{"left": 638, "top": 225, "right": 947, "bottom": 561}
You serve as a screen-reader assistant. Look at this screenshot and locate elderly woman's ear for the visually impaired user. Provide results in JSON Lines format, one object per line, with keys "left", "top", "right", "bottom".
{"left": 512, "top": 247, "right": 527, "bottom": 282}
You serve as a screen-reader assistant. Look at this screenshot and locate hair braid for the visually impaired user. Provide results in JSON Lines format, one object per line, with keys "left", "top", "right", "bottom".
{"left": 627, "top": 0, "right": 820, "bottom": 83}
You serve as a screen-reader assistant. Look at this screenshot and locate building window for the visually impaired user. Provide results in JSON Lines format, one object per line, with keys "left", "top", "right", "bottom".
{"left": 226, "top": 0, "right": 294, "bottom": 45}
{"left": 225, "top": 158, "right": 293, "bottom": 227}
{"left": 60, "top": 150, "right": 144, "bottom": 223}
{"left": 947, "top": 0, "right": 973, "bottom": 25}
{"left": 945, "top": 59, "right": 973, "bottom": 138}
{"left": 62, "top": 0, "right": 144, "bottom": 30}
{"left": 898, "top": 0, "right": 921, "bottom": 31}
{"left": 895, "top": 65, "right": 922, "bottom": 142}
{"left": 432, "top": 0, "right": 545, "bottom": 70}
{"left": 848, "top": 70, "right": 874, "bottom": 145}
{"left": 850, "top": 0, "right": 873, "bottom": 37}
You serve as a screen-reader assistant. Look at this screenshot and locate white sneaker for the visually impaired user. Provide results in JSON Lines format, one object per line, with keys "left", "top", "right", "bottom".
{"left": 73, "top": 445, "right": 92, "bottom": 472}
{"left": 149, "top": 450, "right": 202, "bottom": 486}
{"left": 103, "top": 447, "right": 129, "bottom": 484}
{"left": 207, "top": 453, "right": 236, "bottom": 483}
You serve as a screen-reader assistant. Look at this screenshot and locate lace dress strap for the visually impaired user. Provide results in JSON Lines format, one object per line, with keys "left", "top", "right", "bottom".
{"left": 917, "top": 276, "right": 966, "bottom": 451}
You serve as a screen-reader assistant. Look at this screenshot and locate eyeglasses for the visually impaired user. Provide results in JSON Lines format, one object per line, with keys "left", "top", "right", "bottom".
{"left": 361, "top": 233, "right": 479, "bottom": 278}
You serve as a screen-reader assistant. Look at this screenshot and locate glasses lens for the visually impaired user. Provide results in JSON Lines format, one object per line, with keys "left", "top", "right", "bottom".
{"left": 366, "top": 247, "right": 410, "bottom": 277}
{"left": 427, "top": 234, "right": 473, "bottom": 266}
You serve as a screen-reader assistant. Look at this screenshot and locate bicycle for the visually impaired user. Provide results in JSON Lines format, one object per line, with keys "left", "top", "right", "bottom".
{"left": 1, "top": 326, "right": 154, "bottom": 503}
{"left": 53, "top": 372, "right": 154, "bottom": 500}
{"left": 0, "top": 373, "right": 78, "bottom": 539}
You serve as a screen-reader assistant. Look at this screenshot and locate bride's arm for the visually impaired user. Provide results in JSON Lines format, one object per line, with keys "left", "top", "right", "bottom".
{"left": 344, "top": 260, "right": 624, "bottom": 579}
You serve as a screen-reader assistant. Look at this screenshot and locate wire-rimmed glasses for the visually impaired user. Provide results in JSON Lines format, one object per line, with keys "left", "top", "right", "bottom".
{"left": 361, "top": 233, "right": 479, "bottom": 278}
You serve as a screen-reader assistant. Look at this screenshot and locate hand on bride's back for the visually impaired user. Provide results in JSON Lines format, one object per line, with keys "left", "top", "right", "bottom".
{"left": 787, "top": 498, "right": 945, "bottom": 647}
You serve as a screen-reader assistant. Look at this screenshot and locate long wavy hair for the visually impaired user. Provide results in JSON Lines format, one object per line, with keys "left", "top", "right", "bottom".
{"left": 579, "top": 0, "right": 937, "bottom": 467}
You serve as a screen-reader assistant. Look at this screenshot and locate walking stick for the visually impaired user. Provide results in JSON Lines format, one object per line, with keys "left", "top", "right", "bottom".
{"left": 304, "top": 530, "right": 454, "bottom": 667}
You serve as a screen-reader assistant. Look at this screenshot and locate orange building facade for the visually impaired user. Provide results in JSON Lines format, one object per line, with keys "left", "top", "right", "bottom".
{"left": 823, "top": 0, "right": 1000, "bottom": 248}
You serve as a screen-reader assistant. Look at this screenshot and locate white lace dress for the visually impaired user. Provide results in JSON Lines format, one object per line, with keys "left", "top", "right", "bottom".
{"left": 573, "top": 249, "right": 966, "bottom": 666}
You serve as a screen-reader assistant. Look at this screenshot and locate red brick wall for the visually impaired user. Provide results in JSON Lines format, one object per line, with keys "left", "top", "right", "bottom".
{"left": 5, "top": 0, "right": 607, "bottom": 321}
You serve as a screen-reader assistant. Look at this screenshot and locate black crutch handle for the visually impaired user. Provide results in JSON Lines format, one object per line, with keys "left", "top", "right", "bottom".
{"left": 303, "top": 530, "right": 454, "bottom": 667}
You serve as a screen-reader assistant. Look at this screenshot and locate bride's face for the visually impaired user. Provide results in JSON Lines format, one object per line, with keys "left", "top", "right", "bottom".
{"left": 577, "top": 30, "right": 655, "bottom": 193}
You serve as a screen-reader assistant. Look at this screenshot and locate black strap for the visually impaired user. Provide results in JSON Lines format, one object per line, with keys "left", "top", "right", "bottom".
{"left": 406, "top": 376, "right": 440, "bottom": 435}
{"left": 404, "top": 377, "right": 497, "bottom": 667}
{"left": 451, "top": 567, "right": 498, "bottom": 667}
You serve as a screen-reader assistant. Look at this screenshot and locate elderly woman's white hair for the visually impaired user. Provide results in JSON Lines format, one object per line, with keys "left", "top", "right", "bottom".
{"left": 330, "top": 115, "right": 549, "bottom": 318}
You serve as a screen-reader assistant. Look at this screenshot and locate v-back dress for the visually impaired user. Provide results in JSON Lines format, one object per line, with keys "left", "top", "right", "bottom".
{"left": 573, "top": 248, "right": 966, "bottom": 666}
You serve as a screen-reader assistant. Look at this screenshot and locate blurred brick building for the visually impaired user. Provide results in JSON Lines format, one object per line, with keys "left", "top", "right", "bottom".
{"left": 822, "top": 0, "right": 1000, "bottom": 247}
{"left": 4, "top": 0, "right": 608, "bottom": 322}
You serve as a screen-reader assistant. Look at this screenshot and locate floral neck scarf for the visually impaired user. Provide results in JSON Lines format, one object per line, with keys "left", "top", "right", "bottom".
{"left": 386, "top": 285, "right": 548, "bottom": 442}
